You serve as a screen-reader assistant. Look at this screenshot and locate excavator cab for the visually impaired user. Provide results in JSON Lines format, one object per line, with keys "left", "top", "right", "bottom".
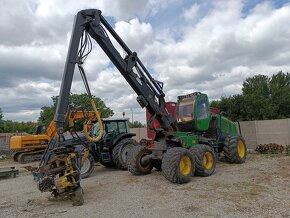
{"left": 176, "top": 92, "right": 211, "bottom": 132}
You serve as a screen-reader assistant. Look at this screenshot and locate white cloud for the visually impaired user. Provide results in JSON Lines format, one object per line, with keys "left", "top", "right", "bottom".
{"left": 184, "top": 4, "right": 200, "bottom": 21}
{"left": 1, "top": 0, "right": 290, "bottom": 124}
{"left": 150, "top": 0, "right": 290, "bottom": 101}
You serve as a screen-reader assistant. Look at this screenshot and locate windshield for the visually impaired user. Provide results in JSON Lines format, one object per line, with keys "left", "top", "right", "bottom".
{"left": 177, "top": 99, "right": 194, "bottom": 122}
{"left": 197, "top": 96, "right": 209, "bottom": 119}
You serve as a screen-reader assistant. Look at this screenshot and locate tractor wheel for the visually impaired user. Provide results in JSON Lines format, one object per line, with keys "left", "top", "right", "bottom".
{"left": 112, "top": 138, "right": 138, "bottom": 170}
{"left": 162, "top": 147, "right": 194, "bottom": 184}
{"left": 189, "top": 144, "right": 216, "bottom": 177}
{"left": 152, "top": 160, "right": 162, "bottom": 171}
{"left": 80, "top": 153, "right": 95, "bottom": 179}
{"left": 127, "top": 146, "right": 153, "bottom": 175}
{"left": 223, "top": 135, "right": 247, "bottom": 164}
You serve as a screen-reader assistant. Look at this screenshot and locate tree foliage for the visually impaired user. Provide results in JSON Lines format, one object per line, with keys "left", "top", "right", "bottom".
{"left": 1, "top": 121, "right": 36, "bottom": 133}
{"left": 39, "top": 93, "right": 114, "bottom": 127}
{"left": 0, "top": 108, "right": 36, "bottom": 133}
{"left": 0, "top": 108, "right": 4, "bottom": 132}
{"left": 129, "top": 121, "right": 145, "bottom": 128}
{"left": 210, "top": 71, "right": 290, "bottom": 121}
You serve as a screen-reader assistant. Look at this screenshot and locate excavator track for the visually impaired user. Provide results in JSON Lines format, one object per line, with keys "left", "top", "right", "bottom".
{"left": 17, "top": 150, "right": 45, "bottom": 164}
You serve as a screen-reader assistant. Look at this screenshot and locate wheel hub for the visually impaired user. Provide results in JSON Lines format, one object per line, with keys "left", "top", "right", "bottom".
{"left": 179, "top": 155, "right": 191, "bottom": 176}
{"left": 203, "top": 152, "right": 213, "bottom": 170}
{"left": 238, "top": 140, "right": 245, "bottom": 158}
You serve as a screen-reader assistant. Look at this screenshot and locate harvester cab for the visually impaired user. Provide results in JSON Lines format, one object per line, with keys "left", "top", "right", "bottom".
{"left": 176, "top": 92, "right": 211, "bottom": 132}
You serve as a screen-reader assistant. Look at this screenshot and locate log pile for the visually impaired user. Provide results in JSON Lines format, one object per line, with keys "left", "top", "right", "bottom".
{"left": 255, "top": 143, "right": 285, "bottom": 154}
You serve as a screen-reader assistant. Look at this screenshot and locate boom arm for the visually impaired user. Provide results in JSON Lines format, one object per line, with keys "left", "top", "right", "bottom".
{"left": 55, "top": 9, "right": 175, "bottom": 137}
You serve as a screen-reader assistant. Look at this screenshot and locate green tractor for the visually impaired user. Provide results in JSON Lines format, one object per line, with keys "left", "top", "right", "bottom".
{"left": 173, "top": 92, "right": 247, "bottom": 177}
{"left": 80, "top": 118, "right": 137, "bottom": 178}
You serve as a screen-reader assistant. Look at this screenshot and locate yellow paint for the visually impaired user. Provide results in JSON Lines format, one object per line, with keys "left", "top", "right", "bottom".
{"left": 238, "top": 140, "right": 246, "bottom": 158}
{"left": 179, "top": 155, "right": 191, "bottom": 176}
{"left": 203, "top": 152, "right": 213, "bottom": 170}
{"left": 83, "top": 98, "right": 104, "bottom": 142}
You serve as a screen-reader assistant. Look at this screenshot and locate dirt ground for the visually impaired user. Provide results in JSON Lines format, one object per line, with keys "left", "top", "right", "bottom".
{"left": 0, "top": 153, "right": 289, "bottom": 218}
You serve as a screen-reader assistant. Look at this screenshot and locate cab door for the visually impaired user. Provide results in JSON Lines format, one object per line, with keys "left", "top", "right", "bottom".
{"left": 194, "top": 94, "right": 211, "bottom": 131}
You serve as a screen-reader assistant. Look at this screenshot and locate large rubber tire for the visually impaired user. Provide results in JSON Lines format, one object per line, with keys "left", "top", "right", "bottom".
{"left": 223, "top": 135, "right": 247, "bottom": 164}
{"left": 162, "top": 147, "right": 194, "bottom": 184}
{"left": 127, "top": 146, "right": 153, "bottom": 175}
{"left": 80, "top": 153, "right": 95, "bottom": 179}
{"left": 189, "top": 144, "right": 216, "bottom": 177}
{"left": 112, "top": 138, "right": 137, "bottom": 170}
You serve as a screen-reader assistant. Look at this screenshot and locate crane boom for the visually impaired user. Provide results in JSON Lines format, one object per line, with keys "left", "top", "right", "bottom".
{"left": 55, "top": 9, "right": 175, "bottom": 137}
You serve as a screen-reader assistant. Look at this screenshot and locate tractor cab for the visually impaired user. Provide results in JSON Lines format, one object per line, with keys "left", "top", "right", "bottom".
{"left": 176, "top": 92, "right": 211, "bottom": 132}
{"left": 92, "top": 118, "right": 130, "bottom": 147}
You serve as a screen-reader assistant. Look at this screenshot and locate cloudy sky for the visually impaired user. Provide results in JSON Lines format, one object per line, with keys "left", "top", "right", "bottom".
{"left": 1, "top": 0, "right": 290, "bottom": 124}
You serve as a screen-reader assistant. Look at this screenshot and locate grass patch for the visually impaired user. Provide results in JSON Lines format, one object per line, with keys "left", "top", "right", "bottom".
{"left": 0, "top": 157, "right": 12, "bottom": 162}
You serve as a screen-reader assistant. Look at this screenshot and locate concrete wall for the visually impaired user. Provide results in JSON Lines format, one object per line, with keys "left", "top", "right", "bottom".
{"left": 131, "top": 118, "right": 290, "bottom": 149}
{"left": 241, "top": 119, "right": 290, "bottom": 149}
{"left": 130, "top": 128, "right": 148, "bottom": 141}
{"left": 239, "top": 121, "right": 257, "bottom": 149}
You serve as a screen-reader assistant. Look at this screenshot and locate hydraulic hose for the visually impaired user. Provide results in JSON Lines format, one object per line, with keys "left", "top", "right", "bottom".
{"left": 83, "top": 98, "right": 104, "bottom": 142}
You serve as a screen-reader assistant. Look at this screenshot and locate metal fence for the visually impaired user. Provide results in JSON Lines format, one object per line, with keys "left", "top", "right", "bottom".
{"left": 0, "top": 133, "right": 28, "bottom": 155}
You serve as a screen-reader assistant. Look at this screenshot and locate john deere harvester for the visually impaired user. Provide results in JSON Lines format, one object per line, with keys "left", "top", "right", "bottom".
{"left": 173, "top": 92, "right": 246, "bottom": 177}
{"left": 128, "top": 92, "right": 247, "bottom": 183}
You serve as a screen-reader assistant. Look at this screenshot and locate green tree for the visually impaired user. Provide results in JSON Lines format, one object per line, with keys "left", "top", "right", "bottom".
{"left": 0, "top": 108, "right": 4, "bottom": 132}
{"left": 211, "top": 94, "right": 247, "bottom": 121}
{"left": 210, "top": 71, "right": 290, "bottom": 121}
{"left": 129, "top": 121, "right": 145, "bottom": 128}
{"left": 39, "top": 93, "right": 114, "bottom": 127}
{"left": 268, "top": 71, "right": 290, "bottom": 118}
{"left": 242, "top": 74, "right": 275, "bottom": 120}
{"left": 2, "top": 120, "right": 35, "bottom": 133}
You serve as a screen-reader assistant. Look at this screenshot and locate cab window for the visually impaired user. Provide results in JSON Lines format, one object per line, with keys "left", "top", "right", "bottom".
{"left": 178, "top": 99, "right": 195, "bottom": 122}
{"left": 106, "top": 121, "right": 118, "bottom": 133}
{"left": 197, "top": 96, "right": 209, "bottom": 119}
{"left": 118, "top": 121, "right": 127, "bottom": 133}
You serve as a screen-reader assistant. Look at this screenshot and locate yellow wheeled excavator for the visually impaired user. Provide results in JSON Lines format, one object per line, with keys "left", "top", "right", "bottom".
{"left": 10, "top": 110, "right": 97, "bottom": 164}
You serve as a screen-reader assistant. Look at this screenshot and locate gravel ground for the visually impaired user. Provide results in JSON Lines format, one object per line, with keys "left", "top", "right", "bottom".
{"left": 0, "top": 154, "right": 289, "bottom": 218}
